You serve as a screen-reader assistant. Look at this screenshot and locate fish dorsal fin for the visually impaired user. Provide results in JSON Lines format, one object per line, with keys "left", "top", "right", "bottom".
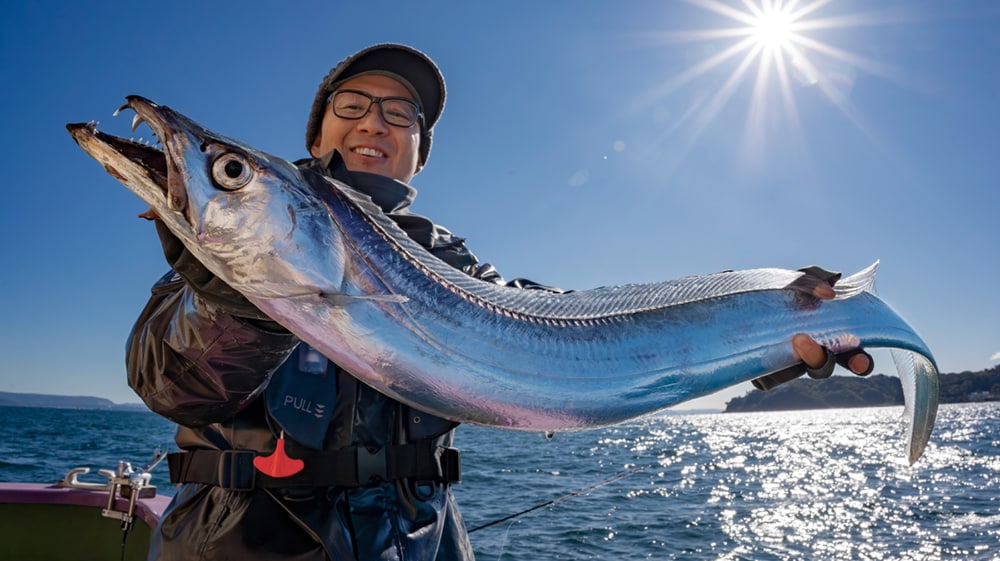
{"left": 834, "top": 261, "right": 879, "bottom": 299}
{"left": 319, "top": 174, "right": 876, "bottom": 322}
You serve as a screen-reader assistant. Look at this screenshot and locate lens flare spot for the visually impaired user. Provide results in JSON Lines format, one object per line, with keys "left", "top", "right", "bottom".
{"left": 791, "top": 55, "right": 818, "bottom": 86}
{"left": 568, "top": 169, "right": 590, "bottom": 187}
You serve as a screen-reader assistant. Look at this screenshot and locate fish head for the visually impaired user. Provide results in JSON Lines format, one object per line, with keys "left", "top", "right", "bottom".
{"left": 67, "top": 96, "right": 347, "bottom": 298}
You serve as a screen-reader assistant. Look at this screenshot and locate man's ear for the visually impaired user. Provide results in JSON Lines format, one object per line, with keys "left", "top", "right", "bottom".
{"left": 309, "top": 132, "right": 324, "bottom": 158}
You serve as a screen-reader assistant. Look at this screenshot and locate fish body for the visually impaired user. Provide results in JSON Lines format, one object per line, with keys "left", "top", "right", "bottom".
{"left": 67, "top": 96, "right": 939, "bottom": 463}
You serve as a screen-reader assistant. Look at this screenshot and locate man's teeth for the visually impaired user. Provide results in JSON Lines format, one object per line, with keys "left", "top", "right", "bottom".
{"left": 353, "top": 147, "right": 385, "bottom": 158}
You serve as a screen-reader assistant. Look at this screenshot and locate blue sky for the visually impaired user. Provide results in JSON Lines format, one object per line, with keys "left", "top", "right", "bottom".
{"left": 1, "top": 0, "right": 997, "bottom": 411}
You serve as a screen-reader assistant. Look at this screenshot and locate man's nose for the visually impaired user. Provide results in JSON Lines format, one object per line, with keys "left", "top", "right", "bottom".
{"left": 355, "top": 104, "right": 389, "bottom": 134}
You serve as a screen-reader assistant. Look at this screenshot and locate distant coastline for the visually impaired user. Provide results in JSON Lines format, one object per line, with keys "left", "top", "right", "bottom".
{"left": 0, "top": 391, "right": 149, "bottom": 412}
{"left": 725, "top": 365, "right": 1000, "bottom": 413}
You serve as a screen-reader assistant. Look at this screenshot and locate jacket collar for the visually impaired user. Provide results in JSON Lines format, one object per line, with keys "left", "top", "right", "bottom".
{"left": 312, "top": 150, "right": 417, "bottom": 214}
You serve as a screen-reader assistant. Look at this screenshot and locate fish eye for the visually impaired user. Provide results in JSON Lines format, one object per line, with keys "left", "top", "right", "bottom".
{"left": 211, "top": 153, "right": 253, "bottom": 190}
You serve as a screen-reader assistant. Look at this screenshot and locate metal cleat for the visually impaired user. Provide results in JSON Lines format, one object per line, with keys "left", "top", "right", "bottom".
{"left": 55, "top": 447, "right": 167, "bottom": 532}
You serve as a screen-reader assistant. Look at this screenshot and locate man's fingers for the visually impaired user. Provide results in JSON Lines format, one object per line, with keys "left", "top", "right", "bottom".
{"left": 792, "top": 333, "right": 825, "bottom": 367}
{"left": 812, "top": 282, "right": 835, "bottom": 300}
{"left": 785, "top": 274, "right": 836, "bottom": 300}
{"left": 795, "top": 334, "right": 875, "bottom": 376}
{"left": 786, "top": 265, "right": 842, "bottom": 300}
{"left": 793, "top": 333, "right": 835, "bottom": 379}
{"left": 836, "top": 349, "right": 875, "bottom": 377}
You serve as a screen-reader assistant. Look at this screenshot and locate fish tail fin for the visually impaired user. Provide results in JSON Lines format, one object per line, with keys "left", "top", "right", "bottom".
{"left": 891, "top": 348, "right": 940, "bottom": 465}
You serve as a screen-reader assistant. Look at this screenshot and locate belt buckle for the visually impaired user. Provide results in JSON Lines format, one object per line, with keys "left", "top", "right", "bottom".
{"left": 217, "top": 450, "right": 255, "bottom": 491}
{"left": 441, "top": 447, "right": 461, "bottom": 484}
{"left": 357, "top": 446, "right": 387, "bottom": 485}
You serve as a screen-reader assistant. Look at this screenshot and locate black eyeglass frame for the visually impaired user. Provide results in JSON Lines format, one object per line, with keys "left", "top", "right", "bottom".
{"left": 326, "top": 89, "right": 424, "bottom": 128}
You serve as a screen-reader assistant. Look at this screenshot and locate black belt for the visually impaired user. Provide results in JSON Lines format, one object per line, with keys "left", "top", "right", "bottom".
{"left": 168, "top": 443, "right": 461, "bottom": 491}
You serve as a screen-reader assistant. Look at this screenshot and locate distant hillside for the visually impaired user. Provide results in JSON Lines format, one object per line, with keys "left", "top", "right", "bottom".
{"left": 0, "top": 391, "right": 148, "bottom": 411}
{"left": 725, "top": 365, "right": 1000, "bottom": 412}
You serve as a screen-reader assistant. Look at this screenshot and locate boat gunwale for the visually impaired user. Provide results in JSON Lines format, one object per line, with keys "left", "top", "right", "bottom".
{"left": 0, "top": 481, "right": 171, "bottom": 528}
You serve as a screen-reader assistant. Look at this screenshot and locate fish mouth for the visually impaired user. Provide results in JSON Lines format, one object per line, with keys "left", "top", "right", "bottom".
{"left": 66, "top": 96, "right": 186, "bottom": 214}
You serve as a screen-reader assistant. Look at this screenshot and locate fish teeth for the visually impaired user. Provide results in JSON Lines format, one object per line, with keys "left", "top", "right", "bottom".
{"left": 107, "top": 102, "right": 162, "bottom": 148}
{"left": 112, "top": 108, "right": 160, "bottom": 147}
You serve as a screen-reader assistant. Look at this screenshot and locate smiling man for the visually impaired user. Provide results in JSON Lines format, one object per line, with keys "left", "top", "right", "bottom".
{"left": 305, "top": 44, "right": 444, "bottom": 184}
{"left": 309, "top": 75, "right": 423, "bottom": 181}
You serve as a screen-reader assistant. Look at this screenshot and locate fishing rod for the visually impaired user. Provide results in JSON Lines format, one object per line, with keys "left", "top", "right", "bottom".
{"left": 467, "top": 463, "right": 651, "bottom": 533}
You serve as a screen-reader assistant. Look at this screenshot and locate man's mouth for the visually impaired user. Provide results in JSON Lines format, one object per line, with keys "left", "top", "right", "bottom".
{"left": 351, "top": 146, "right": 386, "bottom": 158}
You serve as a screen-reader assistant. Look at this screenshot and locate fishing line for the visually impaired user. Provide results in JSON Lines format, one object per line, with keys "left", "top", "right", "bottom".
{"left": 467, "top": 463, "right": 651, "bottom": 534}
{"left": 119, "top": 527, "right": 129, "bottom": 561}
{"left": 491, "top": 520, "right": 516, "bottom": 561}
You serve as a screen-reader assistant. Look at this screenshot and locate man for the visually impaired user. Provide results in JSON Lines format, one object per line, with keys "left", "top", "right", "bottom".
{"left": 127, "top": 43, "right": 871, "bottom": 561}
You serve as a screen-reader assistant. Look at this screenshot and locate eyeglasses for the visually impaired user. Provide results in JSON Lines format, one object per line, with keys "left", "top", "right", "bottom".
{"left": 327, "top": 89, "right": 422, "bottom": 128}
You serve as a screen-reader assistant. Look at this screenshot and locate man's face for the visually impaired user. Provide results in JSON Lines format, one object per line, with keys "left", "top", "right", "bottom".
{"left": 310, "top": 74, "right": 422, "bottom": 183}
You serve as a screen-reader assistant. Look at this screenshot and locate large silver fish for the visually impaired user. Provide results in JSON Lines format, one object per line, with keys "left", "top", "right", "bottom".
{"left": 67, "top": 96, "right": 939, "bottom": 464}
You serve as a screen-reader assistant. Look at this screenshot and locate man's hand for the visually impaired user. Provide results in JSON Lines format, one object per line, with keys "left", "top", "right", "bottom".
{"left": 792, "top": 333, "right": 873, "bottom": 376}
{"left": 791, "top": 268, "right": 873, "bottom": 376}
{"left": 752, "top": 267, "right": 875, "bottom": 391}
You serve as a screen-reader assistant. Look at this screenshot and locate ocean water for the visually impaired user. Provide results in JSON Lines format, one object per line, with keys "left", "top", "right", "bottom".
{"left": 1, "top": 402, "right": 997, "bottom": 560}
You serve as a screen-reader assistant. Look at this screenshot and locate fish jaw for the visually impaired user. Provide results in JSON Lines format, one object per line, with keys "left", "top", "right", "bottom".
{"left": 66, "top": 118, "right": 183, "bottom": 230}
{"left": 67, "top": 96, "right": 349, "bottom": 300}
{"left": 66, "top": 97, "right": 202, "bottom": 247}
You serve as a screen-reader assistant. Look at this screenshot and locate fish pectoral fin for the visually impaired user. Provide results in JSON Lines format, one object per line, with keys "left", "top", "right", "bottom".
{"left": 234, "top": 283, "right": 326, "bottom": 299}
{"left": 324, "top": 293, "right": 410, "bottom": 306}
{"left": 235, "top": 282, "right": 408, "bottom": 306}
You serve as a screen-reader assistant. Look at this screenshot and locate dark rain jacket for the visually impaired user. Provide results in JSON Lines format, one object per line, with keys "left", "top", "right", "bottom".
{"left": 127, "top": 152, "right": 547, "bottom": 561}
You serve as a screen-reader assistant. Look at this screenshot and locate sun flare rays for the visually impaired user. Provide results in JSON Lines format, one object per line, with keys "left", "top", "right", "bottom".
{"left": 641, "top": 0, "right": 898, "bottom": 167}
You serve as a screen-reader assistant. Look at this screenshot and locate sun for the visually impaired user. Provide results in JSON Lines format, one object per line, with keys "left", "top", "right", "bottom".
{"left": 751, "top": 8, "right": 795, "bottom": 49}
{"left": 641, "top": 0, "right": 892, "bottom": 165}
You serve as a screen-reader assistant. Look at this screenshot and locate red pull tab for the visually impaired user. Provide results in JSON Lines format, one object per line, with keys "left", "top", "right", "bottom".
{"left": 253, "top": 432, "right": 304, "bottom": 478}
